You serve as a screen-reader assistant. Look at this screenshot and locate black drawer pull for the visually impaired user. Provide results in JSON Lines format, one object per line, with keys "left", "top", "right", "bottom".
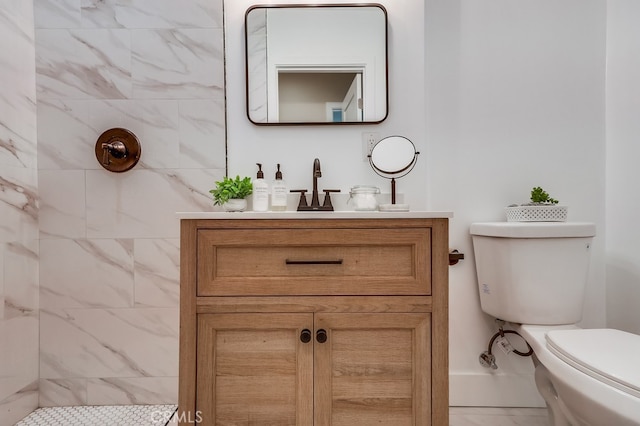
{"left": 285, "top": 259, "right": 343, "bottom": 265}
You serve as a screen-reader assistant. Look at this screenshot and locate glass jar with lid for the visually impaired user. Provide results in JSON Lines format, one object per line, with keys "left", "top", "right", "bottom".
{"left": 348, "top": 185, "right": 380, "bottom": 211}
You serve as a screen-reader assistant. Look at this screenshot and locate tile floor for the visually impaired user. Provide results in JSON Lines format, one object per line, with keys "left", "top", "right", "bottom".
{"left": 15, "top": 405, "right": 178, "bottom": 426}
{"left": 16, "top": 404, "right": 550, "bottom": 426}
{"left": 450, "top": 407, "right": 549, "bottom": 425}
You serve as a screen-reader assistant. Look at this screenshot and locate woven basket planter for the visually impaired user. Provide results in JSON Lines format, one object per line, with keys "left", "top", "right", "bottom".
{"left": 504, "top": 205, "right": 567, "bottom": 222}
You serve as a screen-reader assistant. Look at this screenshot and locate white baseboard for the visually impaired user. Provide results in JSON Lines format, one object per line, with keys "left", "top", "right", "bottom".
{"left": 449, "top": 373, "right": 546, "bottom": 407}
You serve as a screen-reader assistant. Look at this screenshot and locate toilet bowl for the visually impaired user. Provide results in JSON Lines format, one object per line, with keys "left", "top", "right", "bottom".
{"left": 518, "top": 324, "right": 640, "bottom": 426}
{"left": 470, "top": 222, "right": 640, "bottom": 425}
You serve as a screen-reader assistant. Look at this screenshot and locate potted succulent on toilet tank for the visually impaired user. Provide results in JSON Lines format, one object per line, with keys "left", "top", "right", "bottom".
{"left": 210, "top": 175, "right": 253, "bottom": 211}
{"left": 505, "top": 186, "right": 567, "bottom": 222}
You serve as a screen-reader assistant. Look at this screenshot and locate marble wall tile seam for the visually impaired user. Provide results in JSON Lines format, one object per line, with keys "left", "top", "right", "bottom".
{"left": 35, "top": 236, "right": 176, "bottom": 307}
{"left": 84, "top": 168, "right": 224, "bottom": 239}
{"left": 0, "top": 361, "right": 39, "bottom": 403}
{"left": 39, "top": 375, "right": 178, "bottom": 380}
{"left": 36, "top": 99, "right": 226, "bottom": 171}
{"left": 3, "top": 299, "right": 39, "bottom": 319}
{"left": 0, "top": 174, "right": 39, "bottom": 222}
{"left": 0, "top": 132, "right": 37, "bottom": 170}
{"left": 130, "top": 28, "right": 225, "bottom": 100}
{"left": 39, "top": 238, "right": 134, "bottom": 309}
{"left": 38, "top": 377, "right": 88, "bottom": 407}
{"left": 0, "top": 379, "right": 38, "bottom": 405}
{"left": 34, "top": 27, "right": 132, "bottom": 97}
{"left": 38, "top": 376, "right": 178, "bottom": 406}
{"left": 39, "top": 307, "right": 178, "bottom": 379}
{"left": 35, "top": 0, "right": 224, "bottom": 30}
{"left": 35, "top": 28, "right": 225, "bottom": 101}
{"left": 86, "top": 376, "right": 179, "bottom": 406}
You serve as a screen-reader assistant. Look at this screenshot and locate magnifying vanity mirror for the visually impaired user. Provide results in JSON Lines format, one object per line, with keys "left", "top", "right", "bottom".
{"left": 369, "top": 136, "right": 419, "bottom": 211}
{"left": 245, "top": 4, "right": 388, "bottom": 125}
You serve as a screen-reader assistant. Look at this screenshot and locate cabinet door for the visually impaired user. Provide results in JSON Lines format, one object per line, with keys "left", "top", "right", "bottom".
{"left": 197, "top": 313, "right": 314, "bottom": 425}
{"left": 314, "top": 313, "right": 431, "bottom": 426}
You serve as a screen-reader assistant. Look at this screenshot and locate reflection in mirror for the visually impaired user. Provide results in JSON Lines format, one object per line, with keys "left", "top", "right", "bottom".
{"left": 245, "top": 4, "right": 387, "bottom": 125}
{"left": 369, "top": 136, "right": 419, "bottom": 211}
{"left": 279, "top": 72, "right": 362, "bottom": 122}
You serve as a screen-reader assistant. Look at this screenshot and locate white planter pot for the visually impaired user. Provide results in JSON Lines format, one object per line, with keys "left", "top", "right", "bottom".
{"left": 223, "top": 198, "right": 247, "bottom": 212}
{"left": 504, "top": 205, "right": 567, "bottom": 222}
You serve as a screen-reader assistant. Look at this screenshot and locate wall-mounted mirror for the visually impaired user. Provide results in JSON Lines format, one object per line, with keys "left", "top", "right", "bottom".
{"left": 245, "top": 4, "right": 388, "bottom": 125}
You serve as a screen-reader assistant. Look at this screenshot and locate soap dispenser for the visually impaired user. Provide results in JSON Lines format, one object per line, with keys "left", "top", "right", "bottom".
{"left": 252, "top": 163, "right": 269, "bottom": 212}
{"left": 271, "top": 164, "right": 287, "bottom": 211}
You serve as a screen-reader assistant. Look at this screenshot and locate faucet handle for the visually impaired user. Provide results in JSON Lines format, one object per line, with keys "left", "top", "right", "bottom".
{"left": 290, "top": 189, "right": 309, "bottom": 209}
{"left": 101, "top": 140, "right": 127, "bottom": 166}
{"left": 322, "top": 189, "right": 341, "bottom": 209}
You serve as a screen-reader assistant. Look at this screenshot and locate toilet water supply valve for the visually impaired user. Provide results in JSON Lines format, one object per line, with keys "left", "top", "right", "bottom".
{"left": 479, "top": 319, "right": 533, "bottom": 370}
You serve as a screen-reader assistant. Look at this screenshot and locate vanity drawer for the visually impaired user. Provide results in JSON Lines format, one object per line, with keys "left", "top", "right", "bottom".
{"left": 196, "top": 227, "right": 431, "bottom": 296}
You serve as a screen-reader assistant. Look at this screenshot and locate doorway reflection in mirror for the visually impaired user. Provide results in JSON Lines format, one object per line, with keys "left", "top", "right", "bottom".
{"left": 278, "top": 72, "right": 362, "bottom": 123}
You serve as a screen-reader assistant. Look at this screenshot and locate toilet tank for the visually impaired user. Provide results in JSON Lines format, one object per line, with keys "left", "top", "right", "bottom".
{"left": 470, "top": 222, "right": 595, "bottom": 325}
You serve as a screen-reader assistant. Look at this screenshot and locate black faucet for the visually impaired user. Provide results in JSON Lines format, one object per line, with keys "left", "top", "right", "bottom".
{"left": 311, "top": 158, "right": 322, "bottom": 208}
{"left": 291, "top": 158, "right": 340, "bottom": 211}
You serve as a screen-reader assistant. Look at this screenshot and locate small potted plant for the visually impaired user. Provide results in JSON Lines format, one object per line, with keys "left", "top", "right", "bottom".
{"left": 505, "top": 186, "right": 567, "bottom": 222}
{"left": 210, "top": 175, "right": 253, "bottom": 211}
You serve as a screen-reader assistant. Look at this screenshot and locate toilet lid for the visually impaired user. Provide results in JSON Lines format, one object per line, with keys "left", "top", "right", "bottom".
{"left": 546, "top": 329, "right": 640, "bottom": 398}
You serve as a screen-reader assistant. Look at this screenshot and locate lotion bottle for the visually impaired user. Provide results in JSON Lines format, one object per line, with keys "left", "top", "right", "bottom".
{"left": 271, "top": 164, "right": 287, "bottom": 211}
{"left": 252, "top": 163, "right": 269, "bottom": 212}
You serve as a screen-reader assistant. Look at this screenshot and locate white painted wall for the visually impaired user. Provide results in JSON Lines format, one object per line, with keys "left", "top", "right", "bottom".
{"left": 228, "top": 0, "right": 607, "bottom": 407}
{"left": 226, "top": 0, "right": 427, "bottom": 210}
{"left": 428, "top": 0, "right": 607, "bottom": 406}
{"left": 606, "top": 0, "right": 640, "bottom": 335}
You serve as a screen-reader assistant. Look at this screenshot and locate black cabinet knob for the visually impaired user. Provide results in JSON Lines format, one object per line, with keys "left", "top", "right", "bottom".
{"left": 316, "top": 329, "right": 327, "bottom": 343}
{"left": 300, "top": 329, "right": 312, "bottom": 343}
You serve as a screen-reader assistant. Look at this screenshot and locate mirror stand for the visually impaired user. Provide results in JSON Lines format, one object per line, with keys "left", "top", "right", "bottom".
{"left": 368, "top": 136, "right": 419, "bottom": 211}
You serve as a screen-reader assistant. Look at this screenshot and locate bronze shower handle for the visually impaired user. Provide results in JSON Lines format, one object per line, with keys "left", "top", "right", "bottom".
{"left": 95, "top": 128, "right": 141, "bottom": 173}
{"left": 101, "top": 140, "right": 127, "bottom": 165}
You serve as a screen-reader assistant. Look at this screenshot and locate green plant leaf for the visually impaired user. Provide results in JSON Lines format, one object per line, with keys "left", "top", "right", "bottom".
{"left": 209, "top": 175, "right": 253, "bottom": 205}
{"left": 530, "top": 186, "right": 558, "bottom": 204}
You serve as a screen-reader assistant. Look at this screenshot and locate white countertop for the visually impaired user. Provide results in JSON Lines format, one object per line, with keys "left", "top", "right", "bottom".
{"left": 177, "top": 211, "right": 453, "bottom": 220}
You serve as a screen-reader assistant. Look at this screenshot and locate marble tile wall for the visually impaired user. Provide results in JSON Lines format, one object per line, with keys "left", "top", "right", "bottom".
{"left": 34, "top": 0, "right": 226, "bottom": 406}
{"left": 0, "top": 1, "right": 40, "bottom": 424}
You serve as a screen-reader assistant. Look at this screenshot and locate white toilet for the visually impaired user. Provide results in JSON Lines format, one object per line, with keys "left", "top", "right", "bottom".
{"left": 470, "top": 222, "right": 640, "bottom": 426}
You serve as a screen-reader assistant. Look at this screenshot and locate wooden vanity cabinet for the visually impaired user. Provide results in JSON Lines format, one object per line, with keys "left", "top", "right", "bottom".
{"left": 179, "top": 218, "right": 449, "bottom": 425}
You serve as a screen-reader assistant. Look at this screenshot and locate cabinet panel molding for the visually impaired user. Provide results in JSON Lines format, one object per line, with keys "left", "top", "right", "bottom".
{"left": 197, "top": 313, "right": 314, "bottom": 425}
{"left": 314, "top": 313, "right": 430, "bottom": 426}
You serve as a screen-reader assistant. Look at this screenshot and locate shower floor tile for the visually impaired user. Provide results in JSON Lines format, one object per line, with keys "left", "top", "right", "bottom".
{"left": 16, "top": 405, "right": 548, "bottom": 425}
{"left": 15, "top": 404, "right": 177, "bottom": 426}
